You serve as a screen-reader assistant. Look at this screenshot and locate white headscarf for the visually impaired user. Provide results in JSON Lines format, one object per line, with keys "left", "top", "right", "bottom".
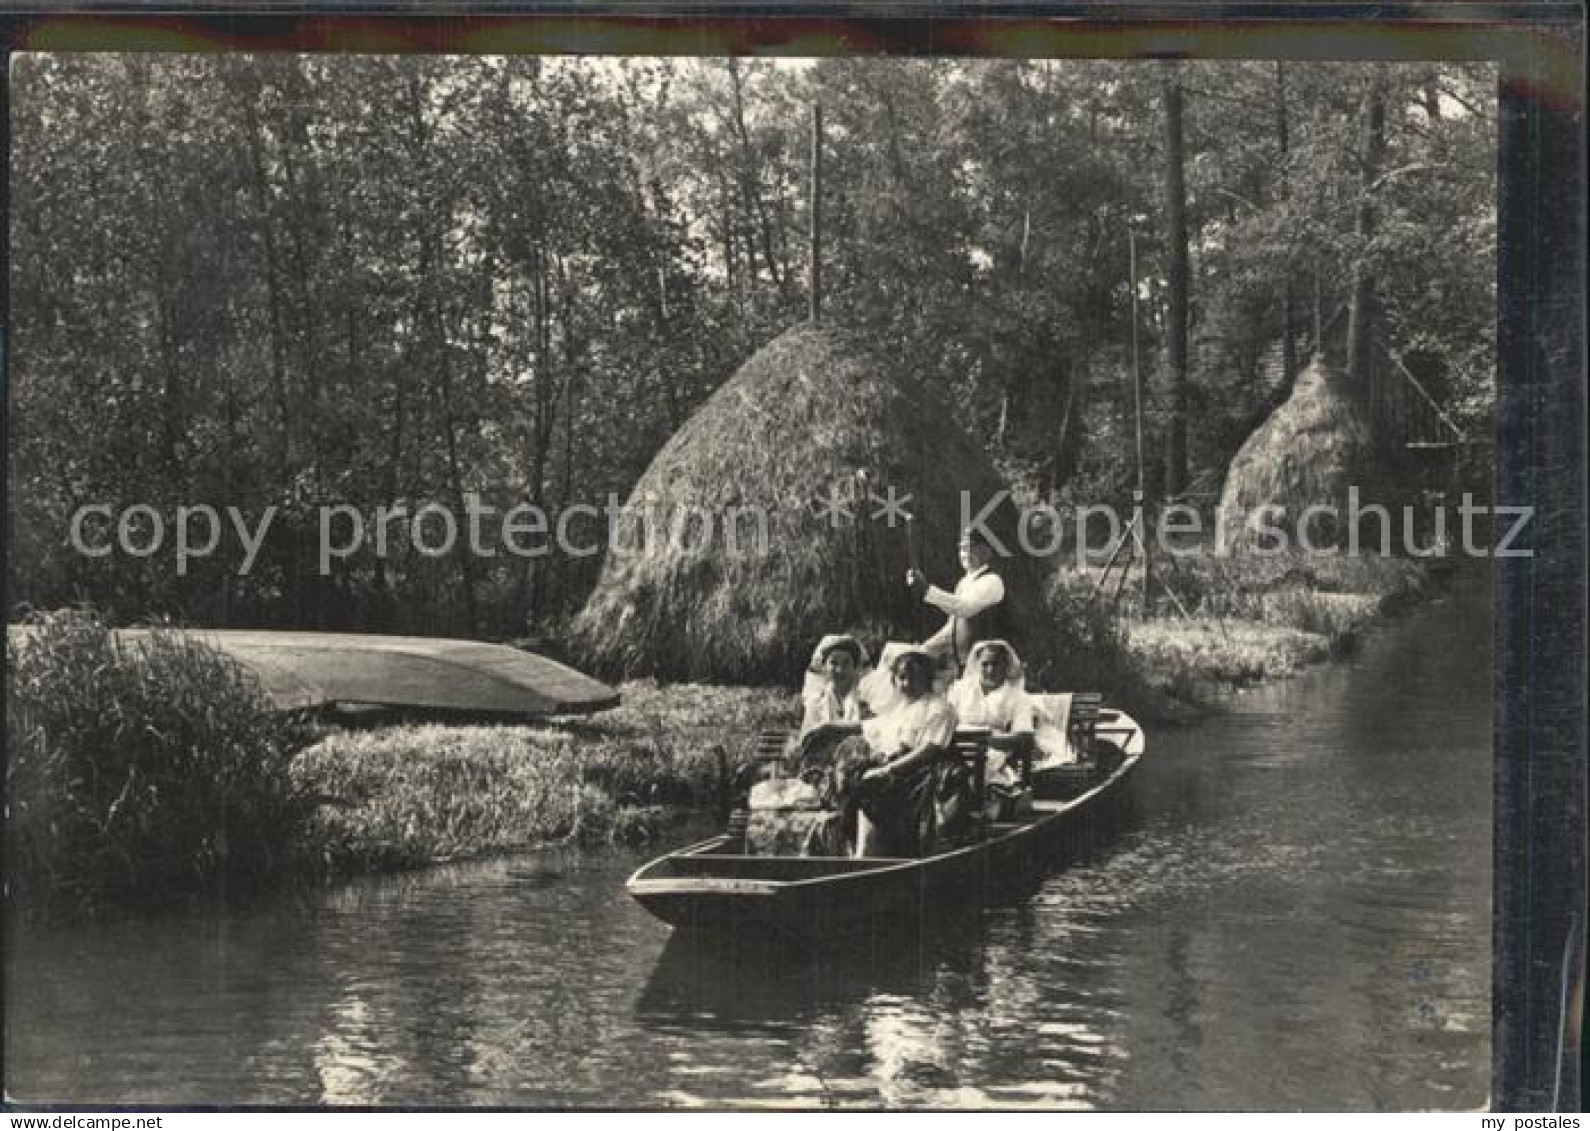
{"left": 954, "top": 639, "right": 1025, "bottom": 694}
{"left": 857, "top": 642, "right": 936, "bottom": 716}
{"left": 948, "top": 639, "right": 1033, "bottom": 732}
{"left": 807, "top": 633, "right": 869, "bottom": 674}
{"left": 799, "top": 634, "right": 870, "bottom": 700}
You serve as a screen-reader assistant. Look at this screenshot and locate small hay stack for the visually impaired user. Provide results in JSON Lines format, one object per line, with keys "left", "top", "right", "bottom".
{"left": 1216, "top": 356, "right": 1376, "bottom": 550}
{"left": 570, "top": 326, "right": 1058, "bottom": 684}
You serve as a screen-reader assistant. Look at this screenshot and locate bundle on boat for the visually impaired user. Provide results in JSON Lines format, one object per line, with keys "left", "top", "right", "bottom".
{"left": 570, "top": 325, "right": 1063, "bottom": 684}
{"left": 1216, "top": 356, "right": 1376, "bottom": 552}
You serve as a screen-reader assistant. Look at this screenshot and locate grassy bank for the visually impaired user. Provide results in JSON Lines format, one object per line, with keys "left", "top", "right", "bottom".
{"left": 1093, "top": 550, "right": 1429, "bottom": 699}
{"left": 295, "top": 550, "right": 1425, "bottom": 875}
{"left": 294, "top": 681, "right": 795, "bottom": 875}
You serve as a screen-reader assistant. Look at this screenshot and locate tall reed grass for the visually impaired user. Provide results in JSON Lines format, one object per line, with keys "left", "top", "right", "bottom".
{"left": 1052, "top": 549, "right": 1430, "bottom": 699}
{"left": 6, "top": 611, "right": 315, "bottom": 908}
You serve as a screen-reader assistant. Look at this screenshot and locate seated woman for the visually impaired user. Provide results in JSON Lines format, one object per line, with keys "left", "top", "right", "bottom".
{"left": 948, "top": 639, "right": 1034, "bottom": 732}
{"left": 798, "top": 634, "right": 871, "bottom": 735}
{"left": 826, "top": 645, "right": 961, "bottom": 857}
{"left": 947, "top": 639, "right": 1036, "bottom": 818}
{"left": 787, "top": 634, "right": 872, "bottom": 780}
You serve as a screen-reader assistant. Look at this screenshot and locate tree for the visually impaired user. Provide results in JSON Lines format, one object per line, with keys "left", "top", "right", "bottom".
{"left": 1345, "top": 77, "right": 1388, "bottom": 404}
{"left": 7, "top": 56, "right": 1498, "bottom": 634}
{"left": 1160, "top": 63, "right": 1191, "bottom": 498}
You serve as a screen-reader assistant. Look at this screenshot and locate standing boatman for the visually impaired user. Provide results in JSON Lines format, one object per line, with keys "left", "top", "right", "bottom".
{"left": 906, "top": 526, "right": 1009, "bottom": 677}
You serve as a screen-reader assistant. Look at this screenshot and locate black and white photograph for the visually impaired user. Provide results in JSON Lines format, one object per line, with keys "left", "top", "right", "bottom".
{"left": 2, "top": 12, "right": 1582, "bottom": 1113}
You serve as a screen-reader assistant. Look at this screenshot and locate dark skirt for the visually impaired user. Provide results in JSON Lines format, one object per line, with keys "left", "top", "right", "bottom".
{"left": 854, "top": 759, "right": 941, "bottom": 857}
{"left": 829, "top": 737, "right": 976, "bottom": 857}
{"left": 793, "top": 735, "right": 977, "bottom": 857}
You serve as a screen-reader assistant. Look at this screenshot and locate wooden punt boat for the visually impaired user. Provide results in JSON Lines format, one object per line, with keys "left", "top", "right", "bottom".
{"left": 627, "top": 707, "right": 1144, "bottom": 943}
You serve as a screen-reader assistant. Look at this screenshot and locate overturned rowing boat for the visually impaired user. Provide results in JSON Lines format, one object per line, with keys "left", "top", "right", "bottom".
{"left": 627, "top": 705, "right": 1144, "bottom": 942}
{"left": 5, "top": 625, "right": 620, "bottom": 718}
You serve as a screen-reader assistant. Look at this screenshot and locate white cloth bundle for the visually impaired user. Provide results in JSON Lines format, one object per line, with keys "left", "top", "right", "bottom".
{"left": 748, "top": 776, "right": 822, "bottom": 811}
{"left": 1027, "top": 692, "right": 1076, "bottom": 765}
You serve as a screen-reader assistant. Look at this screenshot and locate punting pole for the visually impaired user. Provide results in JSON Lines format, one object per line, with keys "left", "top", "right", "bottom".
{"left": 905, "top": 512, "right": 924, "bottom": 643}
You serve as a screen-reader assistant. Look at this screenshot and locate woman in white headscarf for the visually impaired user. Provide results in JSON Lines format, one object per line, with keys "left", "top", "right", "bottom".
{"left": 785, "top": 634, "right": 875, "bottom": 826}
{"left": 798, "top": 634, "right": 871, "bottom": 737}
{"left": 947, "top": 639, "right": 1035, "bottom": 818}
{"left": 947, "top": 639, "right": 1035, "bottom": 736}
{"left": 839, "top": 646, "right": 961, "bottom": 856}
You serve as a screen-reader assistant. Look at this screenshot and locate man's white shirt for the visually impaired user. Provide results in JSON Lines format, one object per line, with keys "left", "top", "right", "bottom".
{"left": 922, "top": 565, "right": 1005, "bottom": 661}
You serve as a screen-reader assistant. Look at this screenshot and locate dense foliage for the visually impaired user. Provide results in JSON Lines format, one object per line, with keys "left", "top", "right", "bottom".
{"left": 5, "top": 612, "right": 315, "bottom": 906}
{"left": 8, "top": 56, "right": 1496, "bottom": 639}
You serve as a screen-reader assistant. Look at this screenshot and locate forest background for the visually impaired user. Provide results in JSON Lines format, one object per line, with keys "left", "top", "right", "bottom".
{"left": 6, "top": 55, "right": 1497, "bottom": 644}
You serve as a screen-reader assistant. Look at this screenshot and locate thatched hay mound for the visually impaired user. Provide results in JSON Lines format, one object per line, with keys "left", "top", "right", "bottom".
{"left": 570, "top": 326, "right": 1061, "bottom": 684}
{"left": 1217, "top": 357, "right": 1375, "bottom": 551}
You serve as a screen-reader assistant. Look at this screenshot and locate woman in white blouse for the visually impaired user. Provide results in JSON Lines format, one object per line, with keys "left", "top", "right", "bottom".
{"left": 798, "top": 634, "right": 870, "bottom": 736}
{"left": 947, "top": 639, "right": 1035, "bottom": 735}
{"left": 947, "top": 639, "right": 1036, "bottom": 817}
{"left": 799, "top": 644, "right": 962, "bottom": 857}
{"left": 848, "top": 646, "right": 960, "bottom": 856}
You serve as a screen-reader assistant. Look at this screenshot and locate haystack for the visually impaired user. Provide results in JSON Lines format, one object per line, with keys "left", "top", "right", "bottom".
{"left": 570, "top": 326, "right": 1059, "bottom": 684}
{"left": 1217, "top": 356, "right": 1375, "bottom": 550}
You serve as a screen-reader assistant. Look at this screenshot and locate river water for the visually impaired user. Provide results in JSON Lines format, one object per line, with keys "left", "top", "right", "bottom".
{"left": 5, "top": 570, "right": 1492, "bottom": 1109}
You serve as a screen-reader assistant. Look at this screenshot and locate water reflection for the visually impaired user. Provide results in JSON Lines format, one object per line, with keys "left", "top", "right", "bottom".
{"left": 314, "top": 994, "right": 406, "bottom": 1104}
{"left": 6, "top": 571, "right": 1492, "bottom": 1108}
{"left": 635, "top": 912, "right": 1127, "bottom": 1109}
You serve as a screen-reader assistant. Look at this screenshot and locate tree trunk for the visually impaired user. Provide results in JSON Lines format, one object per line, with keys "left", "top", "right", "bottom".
{"left": 1048, "top": 367, "right": 1079, "bottom": 496}
{"left": 1275, "top": 62, "right": 1300, "bottom": 397}
{"left": 809, "top": 102, "right": 823, "bottom": 322}
{"left": 404, "top": 71, "right": 480, "bottom": 635}
{"left": 279, "top": 77, "right": 323, "bottom": 492}
{"left": 726, "top": 59, "right": 781, "bottom": 290}
{"left": 1346, "top": 80, "right": 1387, "bottom": 406}
{"left": 155, "top": 294, "right": 187, "bottom": 490}
{"left": 429, "top": 292, "right": 481, "bottom": 636}
{"left": 716, "top": 170, "right": 738, "bottom": 310}
{"left": 1161, "top": 65, "right": 1191, "bottom": 499}
{"left": 238, "top": 90, "right": 292, "bottom": 483}
{"left": 523, "top": 246, "right": 562, "bottom": 624}
{"left": 237, "top": 77, "right": 304, "bottom": 625}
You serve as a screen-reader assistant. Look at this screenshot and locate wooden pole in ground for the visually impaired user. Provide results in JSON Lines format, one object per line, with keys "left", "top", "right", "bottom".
{"left": 1139, "top": 502, "right": 1155, "bottom": 619}
{"left": 1129, "top": 227, "right": 1153, "bottom": 619}
{"left": 1111, "top": 513, "right": 1139, "bottom": 607}
{"left": 1155, "top": 551, "right": 1195, "bottom": 620}
{"left": 1090, "top": 520, "right": 1135, "bottom": 601}
{"left": 809, "top": 102, "right": 823, "bottom": 324}
{"left": 1130, "top": 228, "right": 1144, "bottom": 497}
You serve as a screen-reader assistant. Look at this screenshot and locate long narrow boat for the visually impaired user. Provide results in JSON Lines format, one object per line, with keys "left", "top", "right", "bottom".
{"left": 627, "top": 709, "right": 1144, "bottom": 943}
